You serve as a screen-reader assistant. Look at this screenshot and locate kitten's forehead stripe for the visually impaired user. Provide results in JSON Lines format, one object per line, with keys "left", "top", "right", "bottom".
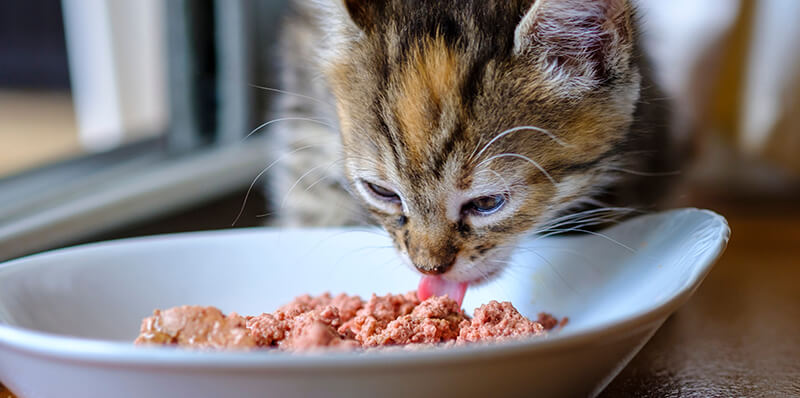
{"left": 394, "top": 36, "right": 458, "bottom": 160}
{"left": 428, "top": 120, "right": 462, "bottom": 181}
{"left": 460, "top": 53, "right": 493, "bottom": 111}
{"left": 375, "top": 101, "right": 402, "bottom": 166}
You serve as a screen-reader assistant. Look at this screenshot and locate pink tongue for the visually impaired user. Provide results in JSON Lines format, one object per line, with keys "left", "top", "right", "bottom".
{"left": 417, "top": 276, "right": 469, "bottom": 307}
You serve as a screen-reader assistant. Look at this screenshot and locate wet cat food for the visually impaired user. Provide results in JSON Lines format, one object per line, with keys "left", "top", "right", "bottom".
{"left": 135, "top": 292, "right": 563, "bottom": 351}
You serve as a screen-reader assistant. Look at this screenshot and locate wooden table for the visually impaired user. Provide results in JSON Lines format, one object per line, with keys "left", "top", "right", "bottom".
{"left": 2, "top": 200, "right": 799, "bottom": 397}
{"left": 600, "top": 200, "right": 800, "bottom": 396}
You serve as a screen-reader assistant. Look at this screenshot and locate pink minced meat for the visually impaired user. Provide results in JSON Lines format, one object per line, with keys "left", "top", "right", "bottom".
{"left": 135, "top": 292, "right": 561, "bottom": 351}
{"left": 361, "top": 296, "right": 467, "bottom": 346}
{"left": 337, "top": 291, "right": 421, "bottom": 344}
{"left": 457, "top": 301, "right": 546, "bottom": 343}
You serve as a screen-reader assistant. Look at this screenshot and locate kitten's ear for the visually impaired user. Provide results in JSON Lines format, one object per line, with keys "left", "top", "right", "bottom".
{"left": 342, "top": 0, "right": 384, "bottom": 32}
{"left": 514, "top": 0, "right": 635, "bottom": 84}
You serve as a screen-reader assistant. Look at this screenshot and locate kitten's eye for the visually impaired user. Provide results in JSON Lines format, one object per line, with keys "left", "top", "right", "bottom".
{"left": 464, "top": 194, "right": 506, "bottom": 216}
{"left": 365, "top": 182, "right": 401, "bottom": 203}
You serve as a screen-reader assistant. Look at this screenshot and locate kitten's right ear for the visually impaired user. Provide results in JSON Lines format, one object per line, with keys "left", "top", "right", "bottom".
{"left": 514, "top": 0, "right": 635, "bottom": 86}
{"left": 342, "top": 0, "right": 383, "bottom": 32}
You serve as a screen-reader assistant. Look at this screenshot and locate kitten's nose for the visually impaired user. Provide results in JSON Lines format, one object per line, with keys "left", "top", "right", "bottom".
{"left": 405, "top": 231, "right": 457, "bottom": 275}
{"left": 415, "top": 259, "right": 455, "bottom": 275}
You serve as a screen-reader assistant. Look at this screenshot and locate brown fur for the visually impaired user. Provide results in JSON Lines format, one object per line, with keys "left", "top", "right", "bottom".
{"left": 395, "top": 36, "right": 460, "bottom": 159}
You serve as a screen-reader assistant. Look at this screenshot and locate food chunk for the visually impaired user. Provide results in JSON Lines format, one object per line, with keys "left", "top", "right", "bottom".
{"left": 135, "top": 306, "right": 256, "bottom": 349}
{"left": 363, "top": 296, "right": 467, "bottom": 346}
{"left": 457, "top": 301, "right": 545, "bottom": 343}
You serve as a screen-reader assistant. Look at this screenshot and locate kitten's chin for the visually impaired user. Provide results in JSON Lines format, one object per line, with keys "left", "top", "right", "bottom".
{"left": 446, "top": 249, "right": 513, "bottom": 286}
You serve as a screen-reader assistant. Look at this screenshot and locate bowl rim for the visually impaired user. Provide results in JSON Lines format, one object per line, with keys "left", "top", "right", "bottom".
{"left": 0, "top": 208, "right": 730, "bottom": 370}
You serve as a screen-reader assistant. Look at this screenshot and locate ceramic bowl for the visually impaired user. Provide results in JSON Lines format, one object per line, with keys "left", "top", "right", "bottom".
{"left": 0, "top": 208, "right": 729, "bottom": 397}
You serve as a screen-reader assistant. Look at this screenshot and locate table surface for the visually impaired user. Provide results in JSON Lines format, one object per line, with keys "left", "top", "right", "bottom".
{"left": 2, "top": 201, "right": 798, "bottom": 397}
{"left": 600, "top": 201, "right": 800, "bottom": 397}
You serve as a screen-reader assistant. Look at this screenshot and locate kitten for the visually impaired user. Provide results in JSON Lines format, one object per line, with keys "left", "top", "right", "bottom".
{"left": 264, "top": 0, "right": 677, "bottom": 296}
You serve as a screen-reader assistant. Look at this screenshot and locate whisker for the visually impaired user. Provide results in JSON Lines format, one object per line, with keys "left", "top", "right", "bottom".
{"left": 302, "top": 159, "right": 348, "bottom": 192}
{"left": 474, "top": 168, "right": 514, "bottom": 196}
{"left": 305, "top": 175, "right": 333, "bottom": 192}
{"left": 520, "top": 251, "right": 580, "bottom": 295}
{"left": 242, "top": 117, "right": 335, "bottom": 141}
{"left": 470, "top": 125, "right": 568, "bottom": 165}
{"left": 571, "top": 229, "right": 636, "bottom": 252}
{"left": 519, "top": 246, "right": 600, "bottom": 272}
{"left": 231, "top": 144, "right": 319, "bottom": 226}
{"left": 537, "top": 207, "right": 640, "bottom": 229}
{"left": 478, "top": 153, "right": 557, "bottom": 186}
{"left": 534, "top": 212, "right": 629, "bottom": 234}
{"left": 541, "top": 213, "right": 624, "bottom": 230}
{"left": 601, "top": 166, "right": 681, "bottom": 177}
{"left": 534, "top": 220, "right": 620, "bottom": 240}
{"left": 249, "top": 84, "right": 333, "bottom": 107}
{"left": 535, "top": 212, "right": 632, "bottom": 233}
{"left": 535, "top": 227, "right": 636, "bottom": 253}
{"left": 279, "top": 159, "right": 345, "bottom": 209}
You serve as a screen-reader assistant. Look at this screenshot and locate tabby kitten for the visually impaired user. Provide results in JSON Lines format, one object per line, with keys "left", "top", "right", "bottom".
{"left": 265, "top": 0, "right": 676, "bottom": 294}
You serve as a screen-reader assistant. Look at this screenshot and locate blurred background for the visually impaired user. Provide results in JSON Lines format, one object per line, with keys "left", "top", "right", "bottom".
{"left": 637, "top": 0, "right": 800, "bottom": 201}
{"left": 0, "top": 1, "right": 798, "bottom": 396}
{"left": 0, "top": 0, "right": 288, "bottom": 260}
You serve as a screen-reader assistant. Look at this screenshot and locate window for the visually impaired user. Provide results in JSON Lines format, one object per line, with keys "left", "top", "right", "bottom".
{"left": 0, "top": 0, "right": 289, "bottom": 261}
{"left": 0, "top": 1, "right": 79, "bottom": 178}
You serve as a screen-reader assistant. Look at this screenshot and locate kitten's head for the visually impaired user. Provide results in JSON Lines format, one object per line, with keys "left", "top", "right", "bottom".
{"left": 320, "top": 0, "right": 640, "bottom": 284}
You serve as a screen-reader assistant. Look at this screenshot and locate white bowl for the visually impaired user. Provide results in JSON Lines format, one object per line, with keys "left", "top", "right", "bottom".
{"left": 0, "top": 208, "right": 729, "bottom": 398}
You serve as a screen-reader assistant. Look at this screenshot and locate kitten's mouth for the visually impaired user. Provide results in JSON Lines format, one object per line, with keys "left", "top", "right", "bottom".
{"left": 417, "top": 276, "right": 469, "bottom": 306}
{"left": 412, "top": 250, "right": 512, "bottom": 307}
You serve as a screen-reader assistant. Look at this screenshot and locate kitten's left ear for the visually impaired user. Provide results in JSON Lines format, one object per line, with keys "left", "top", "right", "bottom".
{"left": 514, "top": 0, "right": 635, "bottom": 84}
{"left": 342, "top": 0, "right": 385, "bottom": 32}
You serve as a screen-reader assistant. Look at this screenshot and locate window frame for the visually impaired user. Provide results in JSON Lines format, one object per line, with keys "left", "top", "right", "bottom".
{"left": 0, "top": 0, "right": 289, "bottom": 261}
